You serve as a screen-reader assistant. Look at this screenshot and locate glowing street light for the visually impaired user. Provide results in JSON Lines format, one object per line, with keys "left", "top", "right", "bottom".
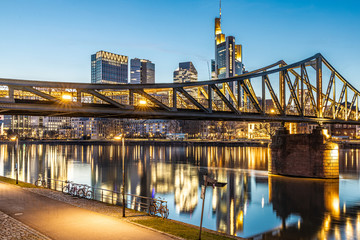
{"left": 61, "top": 94, "right": 72, "bottom": 101}
{"left": 270, "top": 108, "right": 275, "bottom": 114}
{"left": 114, "top": 134, "right": 122, "bottom": 141}
{"left": 139, "top": 99, "right": 147, "bottom": 105}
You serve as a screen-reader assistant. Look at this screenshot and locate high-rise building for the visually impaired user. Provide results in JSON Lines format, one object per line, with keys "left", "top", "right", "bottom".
{"left": 173, "top": 62, "right": 198, "bottom": 83}
{"left": 213, "top": 2, "right": 243, "bottom": 81}
{"left": 91, "top": 50, "right": 128, "bottom": 84}
{"left": 130, "top": 58, "right": 155, "bottom": 84}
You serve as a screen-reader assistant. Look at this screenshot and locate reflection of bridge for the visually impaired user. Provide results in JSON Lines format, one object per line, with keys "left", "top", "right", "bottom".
{"left": 0, "top": 53, "right": 359, "bottom": 123}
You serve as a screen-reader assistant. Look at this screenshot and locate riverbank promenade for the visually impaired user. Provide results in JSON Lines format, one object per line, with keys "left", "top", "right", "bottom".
{"left": 0, "top": 182, "right": 173, "bottom": 240}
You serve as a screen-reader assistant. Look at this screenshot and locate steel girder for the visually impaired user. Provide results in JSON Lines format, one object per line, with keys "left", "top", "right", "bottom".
{"left": 0, "top": 53, "right": 359, "bottom": 124}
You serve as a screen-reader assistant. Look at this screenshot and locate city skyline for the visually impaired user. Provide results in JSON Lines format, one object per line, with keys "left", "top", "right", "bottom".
{"left": 0, "top": 0, "right": 359, "bottom": 87}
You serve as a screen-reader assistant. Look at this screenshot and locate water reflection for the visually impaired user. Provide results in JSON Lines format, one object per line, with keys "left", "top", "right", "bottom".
{"left": 2, "top": 144, "right": 360, "bottom": 239}
{"left": 267, "top": 176, "right": 340, "bottom": 239}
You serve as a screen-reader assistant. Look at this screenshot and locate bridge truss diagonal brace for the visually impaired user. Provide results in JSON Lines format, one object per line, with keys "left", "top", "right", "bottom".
{"left": 176, "top": 87, "right": 209, "bottom": 113}
{"left": 323, "top": 72, "right": 335, "bottom": 113}
{"left": 224, "top": 82, "right": 238, "bottom": 109}
{"left": 301, "top": 65, "right": 318, "bottom": 115}
{"left": 334, "top": 84, "right": 346, "bottom": 118}
{"left": 238, "top": 81, "right": 262, "bottom": 113}
{"left": 84, "top": 89, "right": 131, "bottom": 109}
{"left": 264, "top": 76, "right": 284, "bottom": 115}
{"left": 132, "top": 89, "right": 172, "bottom": 111}
{"left": 16, "top": 86, "right": 58, "bottom": 102}
{"left": 287, "top": 76, "right": 299, "bottom": 107}
{"left": 210, "top": 84, "right": 240, "bottom": 114}
{"left": 284, "top": 71, "right": 302, "bottom": 114}
{"left": 346, "top": 93, "right": 357, "bottom": 120}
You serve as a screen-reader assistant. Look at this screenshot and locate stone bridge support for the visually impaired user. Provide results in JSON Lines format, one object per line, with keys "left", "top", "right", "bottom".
{"left": 269, "top": 127, "right": 339, "bottom": 179}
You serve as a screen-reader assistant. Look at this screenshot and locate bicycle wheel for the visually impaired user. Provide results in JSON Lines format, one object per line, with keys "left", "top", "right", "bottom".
{"left": 149, "top": 205, "right": 156, "bottom": 215}
{"left": 35, "top": 180, "right": 42, "bottom": 187}
{"left": 77, "top": 189, "right": 85, "bottom": 198}
{"left": 86, "top": 190, "right": 93, "bottom": 200}
{"left": 162, "top": 207, "right": 169, "bottom": 219}
{"left": 62, "top": 186, "right": 69, "bottom": 194}
{"left": 42, "top": 180, "right": 47, "bottom": 188}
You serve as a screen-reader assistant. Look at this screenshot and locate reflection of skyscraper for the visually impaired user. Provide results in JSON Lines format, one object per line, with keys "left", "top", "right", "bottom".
{"left": 91, "top": 50, "right": 128, "bottom": 84}
{"left": 174, "top": 165, "right": 199, "bottom": 213}
{"left": 130, "top": 58, "right": 155, "bottom": 84}
{"left": 173, "top": 62, "right": 198, "bottom": 83}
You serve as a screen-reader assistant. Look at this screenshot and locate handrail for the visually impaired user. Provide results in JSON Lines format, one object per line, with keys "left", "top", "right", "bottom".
{"left": 35, "top": 177, "right": 169, "bottom": 217}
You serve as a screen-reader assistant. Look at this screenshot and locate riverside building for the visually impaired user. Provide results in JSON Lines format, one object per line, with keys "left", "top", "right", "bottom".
{"left": 173, "top": 62, "right": 198, "bottom": 83}
{"left": 130, "top": 58, "right": 155, "bottom": 84}
{"left": 91, "top": 50, "right": 128, "bottom": 84}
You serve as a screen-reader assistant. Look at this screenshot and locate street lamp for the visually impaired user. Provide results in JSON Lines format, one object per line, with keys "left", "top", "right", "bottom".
{"left": 139, "top": 99, "right": 147, "bottom": 106}
{"left": 199, "top": 175, "right": 227, "bottom": 240}
{"left": 122, "top": 136, "right": 126, "bottom": 217}
{"left": 61, "top": 94, "right": 72, "bottom": 102}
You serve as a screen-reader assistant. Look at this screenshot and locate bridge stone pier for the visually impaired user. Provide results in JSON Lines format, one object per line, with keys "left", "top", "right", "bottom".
{"left": 269, "top": 127, "right": 339, "bottom": 179}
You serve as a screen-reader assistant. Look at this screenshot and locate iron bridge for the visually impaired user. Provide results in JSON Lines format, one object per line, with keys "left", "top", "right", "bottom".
{"left": 0, "top": 53, "right": 359, "bottom": 124}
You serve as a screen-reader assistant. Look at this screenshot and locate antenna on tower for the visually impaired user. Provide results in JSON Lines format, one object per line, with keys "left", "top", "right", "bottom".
{"left": 219, "top": 0, "right": 222, "bottom": 18}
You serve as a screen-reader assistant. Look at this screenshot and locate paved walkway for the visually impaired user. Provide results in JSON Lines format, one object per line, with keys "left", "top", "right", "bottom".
{"left": 0, "top": 182, "right": 172, "bottom": 240}
{"left": 0, "top": 210, "right": 50, "bottom": 240}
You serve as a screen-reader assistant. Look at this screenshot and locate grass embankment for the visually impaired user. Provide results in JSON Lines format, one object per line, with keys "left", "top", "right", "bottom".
{"left": 0, "top": 176, "right": 37, "bottom": 188}
{"left": 133, "top": 218, "right": 238, "bottom": 240}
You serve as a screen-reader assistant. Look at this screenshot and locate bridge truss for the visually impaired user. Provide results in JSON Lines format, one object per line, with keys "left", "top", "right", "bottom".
{"left": 0, "top": 53, "right": 358, "bottom": 124}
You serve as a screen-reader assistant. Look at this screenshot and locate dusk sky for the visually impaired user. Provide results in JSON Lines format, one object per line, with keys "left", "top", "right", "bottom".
{"left": 1, "top": 0, "right": 359, "bottom": 87}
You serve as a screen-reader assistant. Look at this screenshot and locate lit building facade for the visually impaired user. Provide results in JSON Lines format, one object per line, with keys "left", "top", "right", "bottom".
{"left": 3, "top": 115, "right": 31, "bottom": 138}
{"left": 173, "top": 62, "right": 198, "bottom": 83}
{"left": 212, "top": 3, "right": 244, "bottom": 100}
{"left": 213, "top": 6, "right": 243, "bottom": 80}
{"left": 91, "top": 50, "right": 128, "bottom": 84}
{"left": 130, "top": 58, "right": 155, "bottom": 84}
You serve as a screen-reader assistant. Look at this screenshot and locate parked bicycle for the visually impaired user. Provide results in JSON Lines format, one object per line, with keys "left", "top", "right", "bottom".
{"left": 62, "top": 181, "right": 76, "bottom": 195}
{"left": 62, "top": 181, "right": 93, "bottom": 199}
{"left": 149, "top": 197, "right": 169, "bottom": 219}
{"left": 77, "top": 184, "right": 93, "bottom": 199}
{"left": 35, "top": 175, "right": 48, "bottom": 188}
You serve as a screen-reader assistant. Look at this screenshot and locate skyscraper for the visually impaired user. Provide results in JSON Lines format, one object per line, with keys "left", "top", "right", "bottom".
{"left": 213, "top": 1, "right": 243, "bottom": 80}
{"left": 130, "top": 58, "right": 155, "bottom": 84}
{"left": 173, "top": 62, "right": 198, "bottom": 83}
{"left": 91, "top": 50, "right": 128, "bottom": 84}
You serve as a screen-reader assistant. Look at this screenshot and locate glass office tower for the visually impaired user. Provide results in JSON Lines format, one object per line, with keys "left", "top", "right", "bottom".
{"left": 130, "top": 58, "right": 155, "bottom": 84}
{"left": 173, "top": 62, "right": 198, "bottom": 83}
{"left": 91, "top": 51, "right": 128, "bottom": 84}
{"left": 213, "top": 5, "right": 243, "bottom": 81}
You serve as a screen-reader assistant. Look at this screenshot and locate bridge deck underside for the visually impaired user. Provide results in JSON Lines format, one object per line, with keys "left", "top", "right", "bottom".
{"left": 0, "top": 100, "right": 356, "bottom": 124}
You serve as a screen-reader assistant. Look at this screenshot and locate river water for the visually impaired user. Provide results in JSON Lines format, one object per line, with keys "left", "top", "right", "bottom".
{"left": 0, "top": 143, "right": 359, "bottom": 239}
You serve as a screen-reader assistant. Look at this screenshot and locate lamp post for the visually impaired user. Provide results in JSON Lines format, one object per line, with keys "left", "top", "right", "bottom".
{"left": 199, "top": 175, "right": 227, "bottom": 240}
{"left": 122, "top": 136, "right": 126, "bottom": 217}
{"left": 15, "top": 137, "right": 19, "bottom": 184}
